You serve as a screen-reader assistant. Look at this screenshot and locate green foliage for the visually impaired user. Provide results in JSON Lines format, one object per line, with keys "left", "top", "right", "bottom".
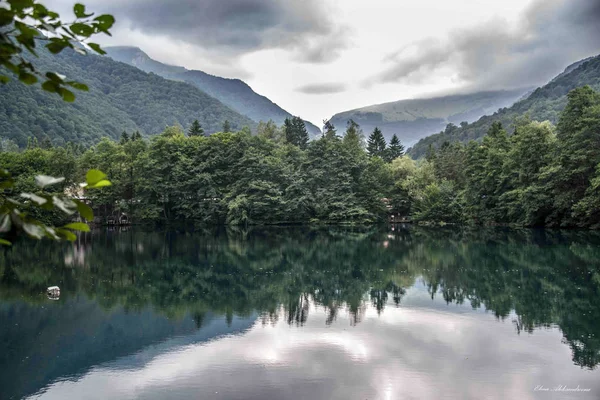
{"left": 105, "top": 46, "right": 322, "bottom": 136}
{"left": 284, "top": 117, "right": 309, "bottom": 150}
{"left": 0, "top": 43, "right": 256, "bottom": 147}
{"left": 0, "top": 0, "right": 114, "bottom": 101}
{"left": 385, "top": 134, "right": 405, "bottom": 162}
{"left": 188, "top": 119, "right": 204, "bottom": 137}
{"left": 410, "top": 55, "right": 600, "bottom": 158}
{"left": 0, "top": 158, "right": 110, "bottom": 244}
{"left": 367, "top": 127, "right": 386, "bottom": 157}
{"left": 402, "top": 86, "right": 600, "bottom": 227}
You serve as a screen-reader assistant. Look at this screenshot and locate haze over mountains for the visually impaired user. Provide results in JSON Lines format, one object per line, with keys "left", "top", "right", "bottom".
{"left": 409, "top": 53, "right": 600, "bottom": 158}
{"left": 329, "top": 89, "right": 530, "bottom": 147}
{"left": 105, "top": 46, "right": 321, "bottom": 136}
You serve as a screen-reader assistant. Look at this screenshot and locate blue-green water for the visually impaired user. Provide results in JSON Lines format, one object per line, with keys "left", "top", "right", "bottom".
{"left": 1, "top": 226, "right": 600, "bottom": 399}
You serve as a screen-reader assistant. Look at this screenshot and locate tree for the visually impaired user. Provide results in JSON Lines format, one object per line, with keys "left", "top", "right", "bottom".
{"left": 0, "top": 0, "right": 115, "bottom": 245}
{"left": 188, "top": 119, "right": 204, "bottom": 137}
{"left": 222, "top": 120, "right": 231, "bottom": 133}
{"left": 367, "top": 127, "right": 386, "bottom": 157}
{"left": 284, "top": 117, "right": 309, "bottom": 149}
{"left": 323, "top": 120, "right": 337, "bottom": 139}
{"left": 386, "top": 134, "right": 405, "bottom": 162}
{"left": 343, "top": 119, "right": 364, "bottom": 153}
{"left": 551, "top": 86, "right": 600, "bottom": 226}
{"left": 120, "top": 131, "right": 129, "bottom": 144}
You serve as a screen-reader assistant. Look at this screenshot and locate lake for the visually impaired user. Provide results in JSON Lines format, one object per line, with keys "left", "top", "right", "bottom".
{"left": 1, "top": 225, "right": 600, "bottom": 400}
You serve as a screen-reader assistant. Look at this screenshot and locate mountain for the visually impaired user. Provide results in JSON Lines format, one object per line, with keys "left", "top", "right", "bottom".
{"left": 328, "top": 89, "right": 529, "bottom": 147}
{"left": 105, "top": 46, "right": 321, "bottom": 136}
{"left": 0, "top": 47, "right": 255, "bottom": 147}
{"left": 409, "top": 54, "right": 600, "bottom": 158}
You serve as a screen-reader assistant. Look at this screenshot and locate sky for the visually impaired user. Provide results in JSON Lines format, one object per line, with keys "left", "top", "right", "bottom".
{"left": 46, "top": 0, "right": 600, "bottom": 127}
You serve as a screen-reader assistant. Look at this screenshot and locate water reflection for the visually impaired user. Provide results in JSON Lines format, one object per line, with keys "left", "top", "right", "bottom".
{"left": 1, "top": 226, "right": 600, "bottom": 399}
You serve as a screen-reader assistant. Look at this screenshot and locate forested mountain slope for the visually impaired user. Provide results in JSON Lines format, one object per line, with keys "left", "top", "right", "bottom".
{"left": 0, "top": 47, "right": 255, "bottom": 147}
{"left": 329, "top": 89, "right": 528, "bottom": 146}
{"left": 409, "top": 54, "right": 600, "bottom": 158}
{"left": 106, "top": 46, "right": 321, "bottom": 136}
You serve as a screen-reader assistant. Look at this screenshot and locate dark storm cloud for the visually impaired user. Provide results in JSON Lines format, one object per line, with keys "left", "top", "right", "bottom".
{"left": 80, "top": 0, "right": 347, "bottom": 62}
{"left": 370, "top": 0, "right": 600, "bottom": 89}
{"left": 296, "top": 82, "right": 347, "bottom": 95}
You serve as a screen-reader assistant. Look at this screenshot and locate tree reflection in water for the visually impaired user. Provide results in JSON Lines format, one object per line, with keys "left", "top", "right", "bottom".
{"left": 1, "top": 225, "right": 600, "bottom": 369}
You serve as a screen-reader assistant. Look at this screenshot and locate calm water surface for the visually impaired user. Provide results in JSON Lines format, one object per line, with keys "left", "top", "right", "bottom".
{"left": 1, "top": 226, "right": 600, "bottom": 400}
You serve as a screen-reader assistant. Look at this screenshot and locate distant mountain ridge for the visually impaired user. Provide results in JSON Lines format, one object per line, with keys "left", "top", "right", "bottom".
{"left": 106, "top": 46, "right": 321, "bottom": 136}
{"left": 329, "top": 89, "right": 529, "bottom": 147}
{"left": 0, "top": 45, "right": 256, "bottom": 147}
{"left": 409, "top": 54, "right": 600, "bottom": 158}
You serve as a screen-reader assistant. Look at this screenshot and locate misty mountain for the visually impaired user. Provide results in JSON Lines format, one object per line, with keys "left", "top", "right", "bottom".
{"left": 105, "top": 46, "right": 321, "bottom": 136}
{"left": 0, "top": 47, "right": 255, "bottom": 147}
{"left": 409, "top": 54, "right": 600, "bottom": 158}
{"left": 328, "top": 89, "right": 529, "bottom": 147}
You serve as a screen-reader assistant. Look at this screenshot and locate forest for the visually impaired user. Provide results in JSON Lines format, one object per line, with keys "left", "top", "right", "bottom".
{"left": 1, "top": 86, "right": 599, "bottom": 228}
{"left": 409, "top": 54, "right": 600, "bottom": 158}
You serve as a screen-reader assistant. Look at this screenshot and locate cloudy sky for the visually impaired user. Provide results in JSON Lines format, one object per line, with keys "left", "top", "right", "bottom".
{"left": 47, "top": 0, "right": 600, "bottom": 127}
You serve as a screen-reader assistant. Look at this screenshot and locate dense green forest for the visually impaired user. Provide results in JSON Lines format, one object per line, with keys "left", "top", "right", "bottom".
{"left": 410, "top": 54, "right": 600, "bottom": 158}
{"left": 1, "top": 86, "right": 599, "bottom": 228}
{"left": 0, "top": 46, "right": 255, "bottom": 147}
{"left": 105, "top": 46, "right": 322, "bottom": 136}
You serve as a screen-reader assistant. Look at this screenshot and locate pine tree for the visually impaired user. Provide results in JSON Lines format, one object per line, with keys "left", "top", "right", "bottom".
{"left": 284, "top": 117, "right": 309, "bottom": 149}
{"left": 293, "top": 117, "right": 309, "bottom": 150}
{"left": 222, "top": 120, "right": 231, "bottom": 133}
{"left": 131, "top": 131, "right": 142, "bottom": 141}
{"left": 188, "top": 119, "right": 204, "bottom": 136}
{"left": 120, "top": 131, "right": 129, "bottom": 144}
{"left": 386, "top": 134, "right": 405, "bottom": 162}
{"left": 323, "top": 120, "right": 337, "bottom": 139}
{"left": 343, "top": 119, "right": 364, "bottom": 152}
{"left": 367, "top": 127, "right": 386, "bottom": 157}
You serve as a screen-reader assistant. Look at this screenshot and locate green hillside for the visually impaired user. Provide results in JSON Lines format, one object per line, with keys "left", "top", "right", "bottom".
{"left": 409, "top": 54, "right": 600, "bottom": 158}
{"left": 106, "top": 46, "right": 321, "bottom": 136}
{"left": 0, "top": 47, "right": 255, "bottom": 147}
{"left": 329, "top": 89, "right": 528, "bottom": 146}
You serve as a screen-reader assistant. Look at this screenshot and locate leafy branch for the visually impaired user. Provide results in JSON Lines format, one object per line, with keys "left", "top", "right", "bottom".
{"left": 0, "top": 168, "right": 111, "bottom": 245}
{"left": 0, "top": 0, "right": 115, "bottom": 101}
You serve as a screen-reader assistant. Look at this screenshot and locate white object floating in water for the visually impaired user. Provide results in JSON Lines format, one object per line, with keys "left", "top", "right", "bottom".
{"left": 47, "top": 286, "right": 60, "bottom": 300}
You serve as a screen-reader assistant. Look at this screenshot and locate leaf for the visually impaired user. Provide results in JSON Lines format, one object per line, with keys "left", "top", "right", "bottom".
{"left": 73, "top": 3, "right": 93, "bottom": 18}
{"left": 0, "top": 214, "right": 11, "bottom": 233}
{"left": 74, "top": 200, "right": 94, "bottom": 221}
{"left": 46, "top": 72, "right": 65, "bottom": 83}
{"left": 52, "top": 196, "right": 76, "bottom": 214}
{"left": 46, "top": 40, "right": 69, "bottom": 54}
{"left": 70, "top": 22, "right": 94, "bottom": 37}
{"left": 93, "top": 14, "right": 115, "bottom": 32}
{"left": 87, "top": 180, "right": 111, "bottom": 189}
{"left": 18, "top": 71, "right": 37, "bottom": 85}
{"left": 59, "top": 88, "right": 75, "bottom": 102}
{"left": 56, "top": 228, "right": 77, "bottom": 242}
{"left": 66, "top": 81, "right": 89, "bottom": 91}
{"left": 64, "top": 222, "right": 90, "bottom": 232}
{"left": 20, "top": 192, "right": 48, "bottom": 205}
{"left": 22, "top": 222, "right": 44, "bottom": 239}
{"left": 0, "top": 9, "right": 14, "bottom": 27}
{"left": 86, "top": 169, "right": 107, "bottom": 185}
{"left": 88, "top": 42, "right": 106, "bottom": 55}
{"left": 0, "top": 239, "right": 11, "bottom": 246}
{"left": 35, "top": 175, "right": 65, "bottom": 188}
{"left": 42, "top": 80, "right": 59, "bottom": 93}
